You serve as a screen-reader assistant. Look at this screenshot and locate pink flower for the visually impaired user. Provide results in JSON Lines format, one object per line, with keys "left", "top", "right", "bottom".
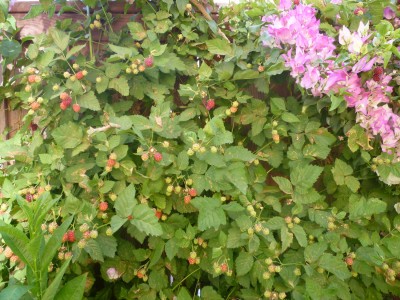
{"left": 331, "top": 0, "right": 342, "bottom": 4}
{"left": 301, "top": 66, "right": 320, "bottom": 89}
{"left": 383, "top": 7, "right": 396, "bottom": 20}
{"left": 106, "top": 268, "right": 120, "bottom": 280}
{"left": 352, "top": 56, "right": 377, "bottom": 73}
{"left": 279, "top": 0, "right": 292, "bottom": 10}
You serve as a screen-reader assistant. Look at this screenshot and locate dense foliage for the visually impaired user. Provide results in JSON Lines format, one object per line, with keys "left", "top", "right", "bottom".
{"left": 1, "top": 0, "right": 400, "bottom": 299}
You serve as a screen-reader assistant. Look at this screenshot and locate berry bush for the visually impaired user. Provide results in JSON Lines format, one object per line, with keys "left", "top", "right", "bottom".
{"left": 1, "top": 0, "right": 400, "bottom": 299}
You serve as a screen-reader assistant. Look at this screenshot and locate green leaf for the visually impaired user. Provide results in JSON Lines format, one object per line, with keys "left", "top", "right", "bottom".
{"left": 201, "top": 287, "right": 223, "bottom": 300}
{"left": 225, "top": 146, "right": 256, "bottom": 162}
{"left": 0, "top": 285, "right": 30, "bottom": 300}
{"left": 304, "top": 242, "right": 327, "bottom": 263}
{"left": 290, "top": 164, "right": 323, "bottom": 190}
{"left": 177, "top": 287, "right": 192, "bottom": 300}
{"left": 105, "top": 64, "right": 121, "bottom": 78}
{"left": 114, "top": 184, "right": 137, "bottom": 218}
{"left": 49, "top": 28, "right": 69, "bottom": 51}
{"left": 265, "top": 216, "right": 285, "bottom": 230}
{"left": 319, "top": 253, "right": 351, "bottom": 280}
{"left": 233, "top": 69, "right": 260, "bottom": 80}
{"left": 329, "top": 95, "right": 344, "bottom": 111}
{"left": 52, "top": 122, "right": 83, "bottom": 149}
{"left": 191, "top": 197, "right": 226, "bottom": 230}
{"left": 199, "top": 62, "right": 212, "bottom": 79}
{"left": 0, "top": 223, "right": 34, "bottom": 269}
{"left": 349, "top": 196, "right": 387, "bottom": 220}
{"left": 235, "top": 251, "right": 254, "bottom": 276}
{"left": 127, "top": 22, "right": 147, "bottom": 40}
{"left": 41, "top": 216, "right": 73, "bottom": 274}
{"left": 177, "top": 151, "right": 189, "bottom": 170}
{"left": 331, "top": 159, "right": 353, "bottom": 185}
{"left": 66, "top": 44, "right": 86, "bottom": 59}
{"left": 109, "top": 44, "right": 137, "bottom": 58}
{"left": 206, "top": 39, "right": 233, "bottom": 56}
{"left": 110, "top": 215, "right": 127, "bottom": 233}
{"left": 97, "top": 235, "right": 117, "bottom": 258}
{"left": 270, "top": 97, "right": 286, "bottom": 115}
{"left": 273, "top": 176, "right": 293, "bottom": 194}
{"left": 347, "top": 124, "right": 372, "bottom": 152}
{"left": 109, "top": 77, "right": 129, "bottom": 96}
{"left": 281, "top": 112, "right": 300, "bottom": 123}
{"left": 55, "top": 273, "right": 87, "bottom": 300}
{"left": 96, "top": 76, "right": 109, "bottom": 94}
{"left": 23, "top": 4, "right": 45, "bottom": 20}
{"left": 84, "top": 239, "right": 104, "bottom": 262}
{"left": 77, "top": 91, "right": 101, "bottom": 111}
{"left": 346, "top": 176, "right": 360, "bottom": 193}
{"left": 0, "top": 40, "right": 22, "bottom": 60}
{"left": 291, "top": 224, "right": 307, "bottom": 247}
{"left": 281, "top": 227, "right": 293, "bottom": 252}
{"left": 42, "top": 259, "right": 72, "bottom": 300}
{"left": 131, "top": 204, "right": 163, "bottom": 236}
{"left": 227, "top": 162, "right": 248, "bottom": 195}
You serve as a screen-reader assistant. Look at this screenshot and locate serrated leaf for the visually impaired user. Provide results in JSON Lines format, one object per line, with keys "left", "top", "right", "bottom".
{"left": 206, "top": 39, "right": 233, "bottom": 56}
{"left": 77, "top": 91, "right": 101, "bottom": 111}
{"left": 131, "top": 204, "right": 163, "bottom": 236}
{"left": 304, "top": 242, "right": 328, "bottom": 263}
{"left": 105, "top": 64, "right": 121, "bottom": 78}
{"left": 273, "top": 176, "right": 293, "bottom": 194}
{"left": 84, "top": 239, "right": 104, "bottom": 262}
{"left": 235, "top": 251, "right": 253, "bottom": 276}
{"left": 109, "top": 77, "right": 129, "bottom": 96}
{"left": 96, "top": 76, "right": 109, "bottom": 94}
{"left": 127, "top": 22, "right": 147, "bottom": 40}
{"left": 52, "top": 122, "right": 83, "bottom": 149}
{"left": 0, "top": 40, "right": 21, "bottom": 60}
{"left": 97, "top": 235, "right": 117, "bottom": 258}
{"left": 281, "top": 112, "right": 300, "bottom": 123}
{"left": 319, "top": 253, "right": 351, "bottom": 280}
{"left": 191, "top": 197, "right": 226, "bottom": 230}
{"left": 114, "top": 184, "right": 137, "bottom": 218}
{"left": 290, "top": 164, "right": 323, "bottom": 190}
{"left": 281, "top": 227, "right": 293, "bottom": 252}
{"left": 265, "top": 216, "right": 285, "bottom": 230}
{"left": 225, "top": 146, "right": 256, "bottom": 162}
{"left": 49, "top": 27, "right": 69, "bottom": 51}
{"left": 291, "top": 224, "right": 307, "bottom": 247}
{"left": 66, "top": 44, "right": 86, "bottom": 59}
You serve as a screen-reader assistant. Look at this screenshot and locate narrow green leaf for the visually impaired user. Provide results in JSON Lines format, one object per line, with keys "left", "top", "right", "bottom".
{"left": 42, "top": 259, "right": 72, "bottom": 300}
{"left": 55, "top": 273, "right": 87, "bottom": 300}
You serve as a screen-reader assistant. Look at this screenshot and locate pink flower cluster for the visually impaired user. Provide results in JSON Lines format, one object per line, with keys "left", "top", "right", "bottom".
{"left": 263, "top": 1, "right": 400, "bottom": 156}
{"left": 262, "top": 3, "right": 335, "bottom": 96}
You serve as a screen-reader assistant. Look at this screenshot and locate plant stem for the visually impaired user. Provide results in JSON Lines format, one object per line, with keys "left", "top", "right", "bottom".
{"left": 171, "top": 268, "right": 200, "bottom": 292}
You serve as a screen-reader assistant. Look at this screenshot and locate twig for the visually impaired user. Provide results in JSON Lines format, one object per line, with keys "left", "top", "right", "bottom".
{"left": 87, "top": 123, "right": 121, "bottom": 135}
{"left": 189, "top": 0, "right": 230, "bottom": 43}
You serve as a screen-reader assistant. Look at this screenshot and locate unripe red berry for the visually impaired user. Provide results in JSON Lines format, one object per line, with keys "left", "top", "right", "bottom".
{"left": 154, "top": 152, "right": 162, "bottom": 162}
{"left": 184, "top": 195, "right": 191, "bottom": 204}
{"left": 60, "top": 92, "right": 70, "bottom": 101}
{"left": 76, "top": 71, "right": 84, "bottom": 80}
{"left": 107, "top": 159, "right": 116, "bottom": 167}
{"left": 99, "top": 201, "right": 108, "bottom": 211}
{"left": 206, "top": 99, "right": 215, "bottom": 110}
{"left": 220, "top": 263, "right": 228, "bottom": 273}
{"left": 144, "top": 56, "right": 154, "bottom": 68}
{"left": 30, "top": 101, "right": 40, "bottom": 111}
{"left": 188, "top": 188, "right": 197, "bottom": 197}
{"left": 72, "top": 103, "right": 81, "bottom": 112}
{"left": 60, "top": 102, "right": 68, "bottom": 110}
{"left": 67, "top": 230, "right": 75, "bottom": 242}
{"left": 28, "top": 75, "right": 36, "bottom": 83}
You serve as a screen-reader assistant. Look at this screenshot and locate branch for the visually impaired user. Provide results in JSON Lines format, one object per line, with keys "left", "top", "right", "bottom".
{"left": 87, "top": 123, "right": 121, "bottom": 136}
{"left": 189, "top": 0, "right": 230, "bottom": 43}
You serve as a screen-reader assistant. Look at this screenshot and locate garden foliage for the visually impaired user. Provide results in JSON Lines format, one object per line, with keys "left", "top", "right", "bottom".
{"left": 1, "top": 0, "right": 400, "bottom": 299}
